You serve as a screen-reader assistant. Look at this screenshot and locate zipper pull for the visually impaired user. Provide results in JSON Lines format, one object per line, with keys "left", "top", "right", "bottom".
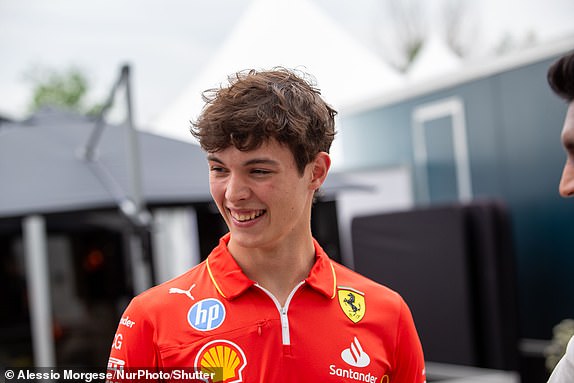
{"left": 257, "top": 321, "right": 264, "bottom": 336}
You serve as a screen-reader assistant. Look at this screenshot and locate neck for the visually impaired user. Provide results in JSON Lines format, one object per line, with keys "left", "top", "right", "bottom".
{"left": 230, "top": 236, "right": 316, "bottom": 306}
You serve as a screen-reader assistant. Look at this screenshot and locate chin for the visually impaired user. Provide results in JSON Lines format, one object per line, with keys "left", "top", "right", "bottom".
{"left": 229, "top": 232, "right": 261, "bottom": 247}
{"left": 229, "top": 232, "right": 276, "bottom": 251}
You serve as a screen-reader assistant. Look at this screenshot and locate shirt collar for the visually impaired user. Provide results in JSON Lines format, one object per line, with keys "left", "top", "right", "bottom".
{"left": 205, "top": 234, "right": 337, "bottom": 300}
{"left": 306, "top": 239, "right": 337, "bottom": 299}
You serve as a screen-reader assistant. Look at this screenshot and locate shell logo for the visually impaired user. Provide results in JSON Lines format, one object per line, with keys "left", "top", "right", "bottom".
{"left": 194, "top": 339, "right": 247, "bottom": 383}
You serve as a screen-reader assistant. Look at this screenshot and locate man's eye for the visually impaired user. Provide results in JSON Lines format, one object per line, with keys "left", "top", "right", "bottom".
{"left": 251, "top": 169, "right": 271, "bottom": 175}
{"left": 210, "top": 166, "right": 226, "bottom": 173}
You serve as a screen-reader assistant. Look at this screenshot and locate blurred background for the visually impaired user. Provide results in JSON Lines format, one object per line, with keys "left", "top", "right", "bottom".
{"left": 1, "top": 0, "right": 574, "bottom": 382}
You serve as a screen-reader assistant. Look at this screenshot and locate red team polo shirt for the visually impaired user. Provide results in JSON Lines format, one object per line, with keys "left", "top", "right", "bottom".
{"left": 108, "top": 234, "right": 426, "bottom": 383}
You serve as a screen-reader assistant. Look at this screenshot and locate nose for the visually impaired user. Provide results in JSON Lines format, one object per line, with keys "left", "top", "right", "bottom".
{"left": 225, "top": 173, "right": 250, "bottom": 202}
{"left": 559, "top": 159, "right": 574, "bottom": 197}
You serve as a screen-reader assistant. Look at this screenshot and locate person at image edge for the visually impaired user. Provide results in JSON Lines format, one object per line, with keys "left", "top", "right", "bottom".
{"left": 546, "top": 51, "right": 574, "bottom": 383}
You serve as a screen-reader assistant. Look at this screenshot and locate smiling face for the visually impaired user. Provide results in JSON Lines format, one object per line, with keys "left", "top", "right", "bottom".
{"left": 559, "top": 102, "right": 574, "bottom": 197}
{"left": 207, "top": 139, "right": 330, "bottom": 253}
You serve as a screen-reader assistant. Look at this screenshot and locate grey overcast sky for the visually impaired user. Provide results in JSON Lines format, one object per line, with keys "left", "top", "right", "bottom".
{"left": 1, "top": 0, "right": 573, "bottom": 127}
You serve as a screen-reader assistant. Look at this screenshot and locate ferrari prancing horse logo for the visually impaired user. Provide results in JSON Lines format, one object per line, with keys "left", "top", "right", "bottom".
{"left": 337, "top": 288, "right": 366, "bottom": 323}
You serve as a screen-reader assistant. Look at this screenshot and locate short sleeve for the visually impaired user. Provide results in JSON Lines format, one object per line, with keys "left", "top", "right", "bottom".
{"left": 391, "top": 297, "right": 426, "bottom": 383}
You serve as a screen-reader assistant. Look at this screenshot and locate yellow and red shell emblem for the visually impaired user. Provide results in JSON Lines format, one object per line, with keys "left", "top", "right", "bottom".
{"left": 194, "top": 339, "right": 247, "bottom": 383}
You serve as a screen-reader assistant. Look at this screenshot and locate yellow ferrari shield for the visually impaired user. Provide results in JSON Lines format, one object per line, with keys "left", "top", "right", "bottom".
{"left": 337, "top": 288, "right": 366, "bottom": 323}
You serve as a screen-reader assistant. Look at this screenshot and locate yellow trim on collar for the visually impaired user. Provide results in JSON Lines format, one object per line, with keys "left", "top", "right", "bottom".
{"left": 206, "top": 257, "right": 227, "bottom": 299}
{"left": 329, "top": 261, "right": 337, "bottom": 299}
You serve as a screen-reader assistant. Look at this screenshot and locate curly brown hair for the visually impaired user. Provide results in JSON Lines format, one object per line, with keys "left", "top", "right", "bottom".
{"left": 191, "top": 68, "right": 337, "bottom": 175}
{"left": 547, "top": 51, "right": 574, "bottom": 102}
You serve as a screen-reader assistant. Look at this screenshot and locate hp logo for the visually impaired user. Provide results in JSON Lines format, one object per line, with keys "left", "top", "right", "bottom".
{"left": 188, "top": 298, "right": 226, "bottom": 331}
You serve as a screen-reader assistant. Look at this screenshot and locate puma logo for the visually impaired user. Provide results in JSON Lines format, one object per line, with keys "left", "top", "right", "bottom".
{"left": 168, "top": 284, "right": 196, "bottom": 300}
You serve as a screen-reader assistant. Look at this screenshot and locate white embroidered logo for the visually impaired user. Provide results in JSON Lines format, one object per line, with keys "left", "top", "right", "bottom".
{"left": 168, "top": 284, "right": 196, "bottom": 300}
{"left": 341, "top": 337, "right": 370, "bottom": 367}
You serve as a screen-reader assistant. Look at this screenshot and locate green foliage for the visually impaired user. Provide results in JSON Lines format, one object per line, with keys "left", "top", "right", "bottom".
{"left": 405, "top": 39, "right": 424, "bottom": 70}
{"left": 25, "top": 66, "right": 102, "bottom": 115}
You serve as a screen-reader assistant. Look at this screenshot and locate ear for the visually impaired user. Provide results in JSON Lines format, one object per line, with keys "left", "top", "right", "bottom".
{"left": 309, "top": 152, "right": 331, "bottom": 191}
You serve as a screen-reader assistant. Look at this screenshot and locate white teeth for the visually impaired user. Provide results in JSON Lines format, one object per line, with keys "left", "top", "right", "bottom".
{"left": 231, "top": 210, "right": 264, "bottom": 222}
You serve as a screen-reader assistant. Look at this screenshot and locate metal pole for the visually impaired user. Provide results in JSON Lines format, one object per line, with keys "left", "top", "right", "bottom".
{"left": 122, "top": 64, "right": 145, "bottom": 217}
{"left": 127, "top": 234, "right": 152, "bottom": 294}
{"left": 151, "top": 207, "right": 201, "bottom": 283}
{"left": 122, "top": 64, "right": 152, "bottom": 292}
{"left": 82, "top": 64, "right": 152, "bottom": 292}
{"left": 22, "top": 215, "right": 56, "bottom": 367}
{"left": 83, "top": 73, "right": 124, "bottom": 162}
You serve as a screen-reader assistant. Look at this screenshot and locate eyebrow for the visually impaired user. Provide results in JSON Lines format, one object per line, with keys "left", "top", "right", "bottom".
{"left": 206, "top": 154, "right": 223, "bottom": 163}
{"left": 207, "top": 154, "right": 280, "bottom": 167}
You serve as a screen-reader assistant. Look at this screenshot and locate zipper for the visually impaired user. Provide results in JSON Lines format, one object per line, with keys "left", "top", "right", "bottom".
{"left": 255, "top": 281, "right": 305, "bottom": 346}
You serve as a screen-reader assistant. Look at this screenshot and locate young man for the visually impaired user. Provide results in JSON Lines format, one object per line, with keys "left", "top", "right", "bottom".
{"left": 107, "top": 68, "right": 426, "bottom": 382}
{"left": 546, "top": 51, "right": 574, "bottom": 383}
